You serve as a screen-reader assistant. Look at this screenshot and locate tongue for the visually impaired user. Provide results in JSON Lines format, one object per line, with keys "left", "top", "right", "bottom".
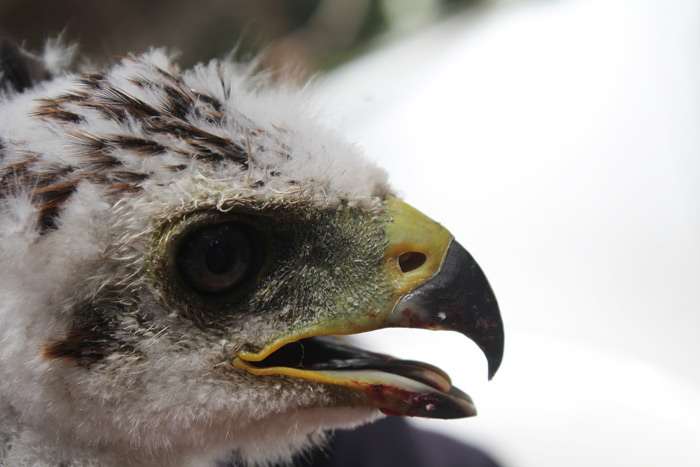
{"left": 248, "top": 336, "right": 476, "bottom": 418}
{"left": 274, "top": 336, "right": 452, "bottom": 392}
{"left": 307, "top": 357, "right": 452, "bottom": 393}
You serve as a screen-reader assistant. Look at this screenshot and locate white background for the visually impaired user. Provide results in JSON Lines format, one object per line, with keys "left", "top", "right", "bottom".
{"left": 317, "top": 0, "right": 700, "bottom": 465}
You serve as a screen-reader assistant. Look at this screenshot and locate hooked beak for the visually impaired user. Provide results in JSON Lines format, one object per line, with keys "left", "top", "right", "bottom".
{"left": 388, "top": 240, "right": 503, "bottom": 380}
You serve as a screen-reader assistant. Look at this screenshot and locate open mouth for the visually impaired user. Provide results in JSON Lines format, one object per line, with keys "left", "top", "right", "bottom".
{"left": 232, "top": 335, "right": 476, "bottom": 418}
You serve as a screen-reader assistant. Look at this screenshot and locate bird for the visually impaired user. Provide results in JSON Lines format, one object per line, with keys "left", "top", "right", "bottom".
{"left": 0, "top": 38, "right": 504, "bottom": 466}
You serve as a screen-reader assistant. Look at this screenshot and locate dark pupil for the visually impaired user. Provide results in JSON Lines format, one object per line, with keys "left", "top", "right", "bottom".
{"left": 205, "top": 242, "right": 235, "bottom": 275}
{"left": 177, "top": 222, "right": 258, "bottom": 294}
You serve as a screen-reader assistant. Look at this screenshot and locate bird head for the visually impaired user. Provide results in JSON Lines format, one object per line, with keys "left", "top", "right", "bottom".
{"left": 0, "top": 45, "right": 503, "bottom": 465}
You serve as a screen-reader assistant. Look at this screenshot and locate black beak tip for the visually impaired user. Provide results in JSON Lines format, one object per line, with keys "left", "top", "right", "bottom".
{"left": 486, "top": 335, "right": 504, "bottom": 381}
{"left": 448, "top": 241, "right": 505, "bottom": 381}
{"left": 477, "top": 276, "right": 504, "bottom": 381}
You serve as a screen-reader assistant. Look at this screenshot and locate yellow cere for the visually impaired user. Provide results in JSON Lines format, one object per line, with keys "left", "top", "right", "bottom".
{"left": 383, "top": 197, "right": 453, "bottom": 297}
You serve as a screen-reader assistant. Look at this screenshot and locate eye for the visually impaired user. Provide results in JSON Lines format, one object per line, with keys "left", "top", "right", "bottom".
{"left": 176, "top": 223, "right": 263, "bottom": 295}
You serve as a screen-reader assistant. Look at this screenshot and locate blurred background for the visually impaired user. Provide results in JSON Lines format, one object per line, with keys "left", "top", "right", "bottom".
{"left": 1, "top": 0, "right": 484, "bottom": 76}
{"left": 4, "top": 0, "right": 700, "bottom": 466}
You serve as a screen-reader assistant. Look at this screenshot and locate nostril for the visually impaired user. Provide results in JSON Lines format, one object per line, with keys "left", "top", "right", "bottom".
{"left": 398, "top": 252, "right": 427, "bottom": 273}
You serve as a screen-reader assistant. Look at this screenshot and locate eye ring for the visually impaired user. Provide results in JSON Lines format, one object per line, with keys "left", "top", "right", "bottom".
{"left": 176, "top": 222, "right": 264, "bottom": 295}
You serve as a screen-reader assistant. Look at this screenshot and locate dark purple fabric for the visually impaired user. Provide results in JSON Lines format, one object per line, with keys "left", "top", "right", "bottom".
{"left": 296, "top": 417, "right": 502, "bottom": 467}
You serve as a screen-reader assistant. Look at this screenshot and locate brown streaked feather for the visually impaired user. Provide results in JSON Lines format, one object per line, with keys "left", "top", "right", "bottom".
{"left": 42, "top": 316, "right": 126, "bottom": 366}
{"left": 34, "top": 178, "right": 80, "bottom": 231}
{"left": 0, "top": 156, "right": 39, "bottom": 198}
{"left": 33, "top": 106, "right": 84, "bottom": 124}
{"left": 105, "top": 182, "right": 144, "bottom": 199}
{"left": 77, "top": 71, "right": 106, "bottom": 89}
{"left": 161, "top": 84, "right": 195, "bottom": 119}
{"left": 108, "top": 135, "right": 167, "bottom": 155}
